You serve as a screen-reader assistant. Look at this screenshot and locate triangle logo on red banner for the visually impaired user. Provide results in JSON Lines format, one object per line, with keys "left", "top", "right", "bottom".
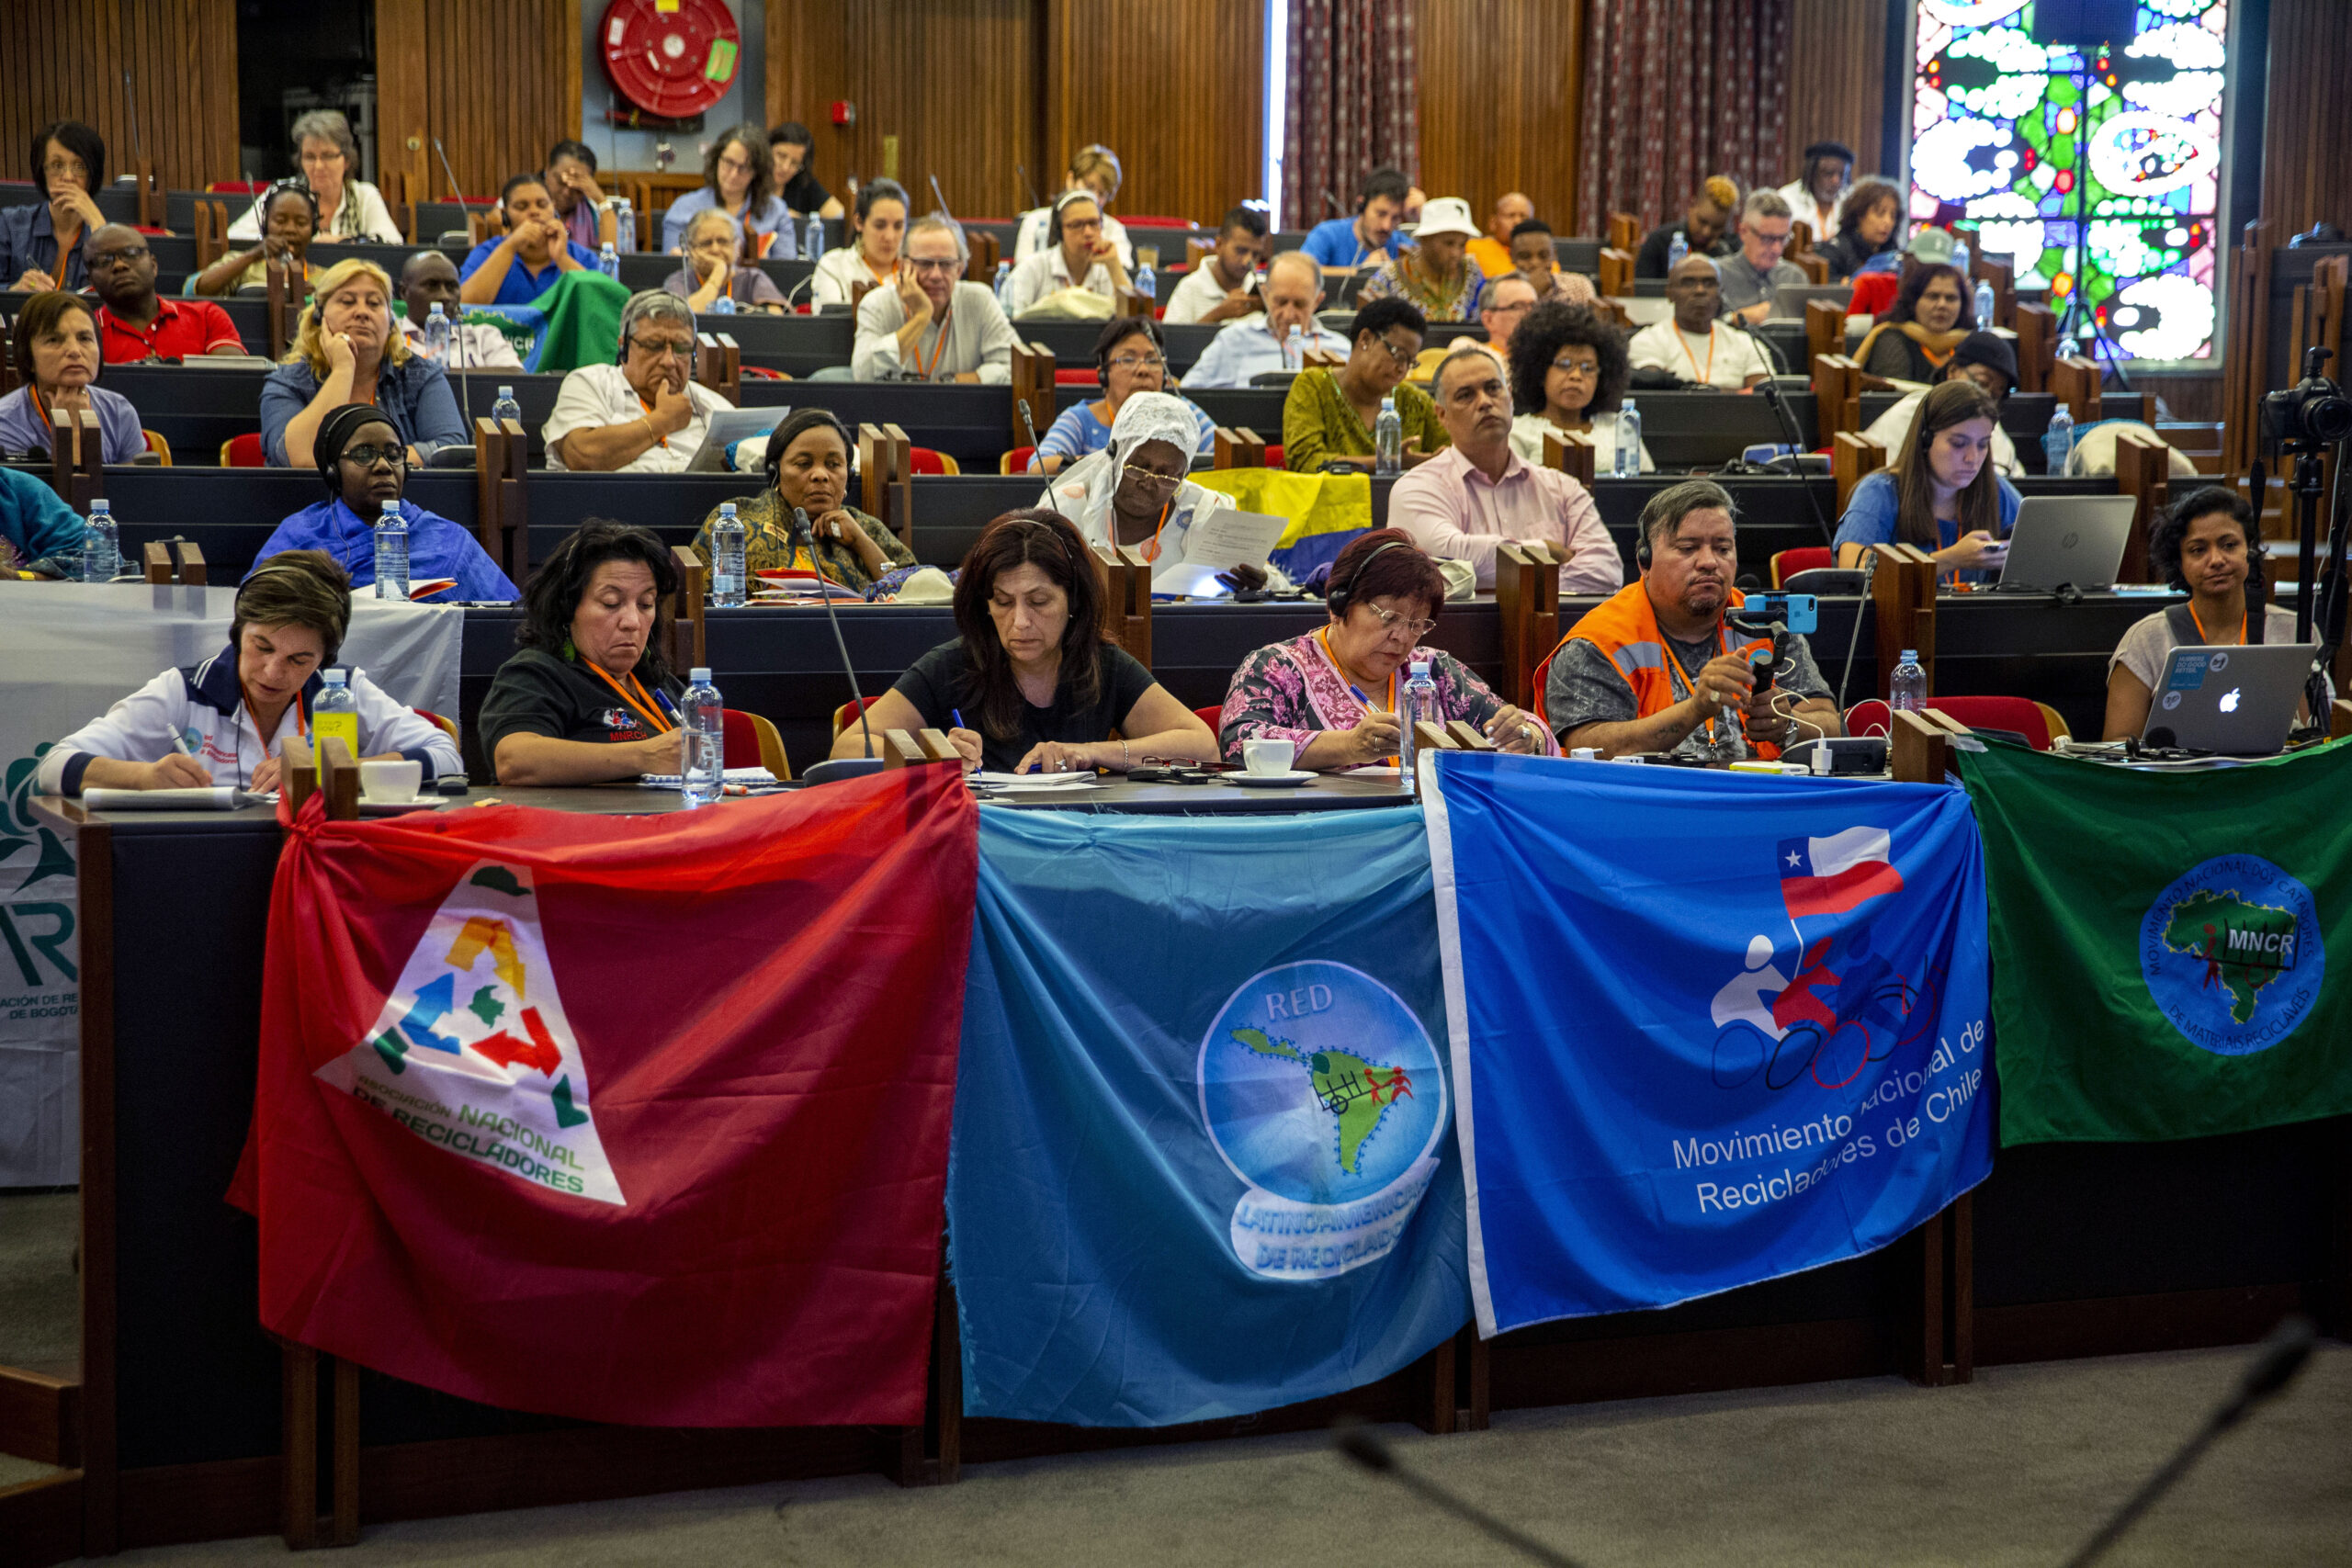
{"left": 315, "top": 860, "right": 623, "bottom": 1204}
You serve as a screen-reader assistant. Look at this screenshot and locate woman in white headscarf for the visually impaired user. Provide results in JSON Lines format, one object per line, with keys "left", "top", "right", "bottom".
{"left": 1036, "top": 391, "right": 1234, "bottom": 584}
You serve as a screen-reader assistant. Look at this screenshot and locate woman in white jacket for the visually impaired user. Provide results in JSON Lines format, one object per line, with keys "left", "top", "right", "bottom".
{"left": 36, "top": 550, "right": 458, "bottom": 796}
{"left": 229, "top": 110, "right": 404, "bottom": 245}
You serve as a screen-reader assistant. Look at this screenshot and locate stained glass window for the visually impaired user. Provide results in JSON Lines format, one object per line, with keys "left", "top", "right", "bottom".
{"left": 1911, "top": 0, "right": 2228, "bottom": 363}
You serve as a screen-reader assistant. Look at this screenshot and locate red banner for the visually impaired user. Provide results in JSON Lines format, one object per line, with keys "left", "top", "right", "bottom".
{"left": 238, "top": 768, "right": 977, "bottom": 1427}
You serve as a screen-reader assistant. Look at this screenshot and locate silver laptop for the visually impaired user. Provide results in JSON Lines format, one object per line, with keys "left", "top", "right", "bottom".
{"left": 1993, "top": 495, "right": 2140, "bottom": 592}
{"left": 1771, "top": 284, "right": 1852, "bottom": 319}
{"left": 2143, "top": 642, "right": 2313, "bottom": 755}
{"left": 683, "top": 407, "right": 787, "bottom": 472}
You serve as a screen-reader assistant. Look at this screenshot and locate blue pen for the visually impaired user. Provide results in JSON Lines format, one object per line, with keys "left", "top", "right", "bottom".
{"left": 951, "top": 708, "right": 966, "bottom": 730}
{"left": 651, "top": 689, "right": 683, "bottom": 725}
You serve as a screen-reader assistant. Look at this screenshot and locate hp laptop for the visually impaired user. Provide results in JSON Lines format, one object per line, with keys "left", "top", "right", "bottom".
{"left": 1993, "top": 495, "right": 2140, "bottom": 592}
{"left": 2143, "top": 642, "right": 2313, "bottom": 755}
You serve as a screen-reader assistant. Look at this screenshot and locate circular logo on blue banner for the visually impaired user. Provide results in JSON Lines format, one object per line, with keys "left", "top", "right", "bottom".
{"left": 2140, "top": 855, "right": 2324, "bottom": 1055}
{"left": 1198, "top": 961, "right": 1447, "bottom": 1280}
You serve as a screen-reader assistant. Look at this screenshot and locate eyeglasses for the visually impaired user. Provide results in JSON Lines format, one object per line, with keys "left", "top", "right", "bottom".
{"left": 907, "top": 257, "right": 961, "bottom": 275}
{"left": 631, "top": 336, "right": 696, "bottom": 359}
{"left": 1106, "top": 354, "right": 1166, "bottom": 373}
{"left": 718, "top": 153, "right": 755, "bottom": 175}
{"left": 338, "top": 444, "right": 406, "bottom": 469}
{"left": 1120, "top": 461, "right": 1184, "bottom": 491}
{"left": 88, "top": 245, "right": 151, "bottom": 269}
{"left": 1061, "top": 217, "right": 1103, "bottom": 233}
{"left": 41, "top": 158, "right": 87, "bottom": 182}
{"left": 1372, "top": 335, "right": 1419, "bottom": 367}
{"left": 1364, "top": 604, "right": 1437, "bottom": 637}
{"left": 1551, "top": 356, "right": 1600, "bottom": 378}
{"left": 1747, "top": 229, "right": 1792, "bottom": 248}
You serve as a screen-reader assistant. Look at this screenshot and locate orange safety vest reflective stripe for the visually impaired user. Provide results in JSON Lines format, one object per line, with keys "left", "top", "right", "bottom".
{"left": 1532, "top": 581, "right": 1781, "bottom": 760}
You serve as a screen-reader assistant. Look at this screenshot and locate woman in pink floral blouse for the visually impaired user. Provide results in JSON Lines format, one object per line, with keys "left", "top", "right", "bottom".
{"left": 1218, "top": 528, "right": 1556, "bottom": 768}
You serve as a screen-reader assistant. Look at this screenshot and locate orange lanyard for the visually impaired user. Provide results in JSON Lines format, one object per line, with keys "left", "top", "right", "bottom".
{"left": 1135, "top": 499, "right": 1174, "bottom": 562}
{"left": 1676, "top": 327, "right": 1715, "bottom": 386}
{"left": 911, "top": 306, "right": 951, "bottom": 380}
{"left": 582, "top": 660, "right": 673, "bottom": 733}
{"left": 2187, "top": 602, "right": 2245, "bottom": 646}
{"left": 1318, "top": 626, "right": 1398, "bottom": 764}
{"left": 240, "top": 680, "right": 307, "bottom": 748}
{"left": 636, "top": 395, "right": 670, "bottom": 449}
{"left": 1658, "top": 624, "right": 1732, "bottom": 744}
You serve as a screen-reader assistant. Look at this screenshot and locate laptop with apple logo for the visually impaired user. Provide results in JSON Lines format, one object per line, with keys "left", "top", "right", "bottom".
{"left": 2143, "top": 641, "right": 2315, "bottom": 755}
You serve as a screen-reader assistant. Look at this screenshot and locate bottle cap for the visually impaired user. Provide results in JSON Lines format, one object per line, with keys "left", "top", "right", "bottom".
{"left": 324, "top": 668, "right": 347, "bottom": 682}
{"left": 719, "top": 502, "right": 736, "bottom": 517}
{"left": 1900, "top": 649, "right": 1917, "bottom": 662}
{"left": 497, "top": 385, "right": 514, "bottom": 397}
{"left": 690, "top": 667, "right": 712, "bottom": 682}
{"left": 1409, "top": 660, "right": 1430, "bottom": 677}
{"left": 379, "top": 498, "right": 401, "bottom": 516}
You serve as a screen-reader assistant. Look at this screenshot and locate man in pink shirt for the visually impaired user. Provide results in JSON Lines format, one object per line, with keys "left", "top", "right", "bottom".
{"left": 1387, "top": 347, "right": 1625, "bottom": 594}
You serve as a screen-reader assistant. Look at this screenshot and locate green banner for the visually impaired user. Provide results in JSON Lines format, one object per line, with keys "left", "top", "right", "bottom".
{"left": 1956, "top": 738, "right": 2352, "bottom": 1145}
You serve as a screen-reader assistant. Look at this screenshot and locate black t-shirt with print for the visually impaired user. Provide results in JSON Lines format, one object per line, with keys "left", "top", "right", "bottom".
{"left": 479, "top": 647, "right": 687, "bottom": 759}
{"left": 892, "top": 638, "right": 1156, "bottom": 772}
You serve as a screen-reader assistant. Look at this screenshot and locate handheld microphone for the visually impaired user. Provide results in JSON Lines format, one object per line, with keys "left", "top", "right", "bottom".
{"left": 1330, "top": 1418, "right": 1590, "bottom": 1568}
{"left": 2060, "top": 1314, "right": 2316, "bottom": 1568}
{"left": 793, "top": 505, "right": 876, "bottom": 768}
{"left": 1757, "top": 378, "right": 1838, "bottom": 551}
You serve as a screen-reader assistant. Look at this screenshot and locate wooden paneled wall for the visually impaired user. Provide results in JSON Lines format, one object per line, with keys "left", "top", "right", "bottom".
{"left": 767, "top": 0, "right": 1043, "bottom": 221}
{"left": 2258, "top": 0, "right": 2350, "bottom": 242}
{"left": 1415, "top": 0, "right": 1583, "bottom": 232}
{"left": 0, "top": 0, "right": 239, "bottom": 193}
{"left": 1783, "top": 0, "right": 1887, "bottom": 186}
{"left": 376, "top": 0, "right": 582, "bottom": 204}
{"left": 1046, "top": 0, "right": 1263, "bottom": 226}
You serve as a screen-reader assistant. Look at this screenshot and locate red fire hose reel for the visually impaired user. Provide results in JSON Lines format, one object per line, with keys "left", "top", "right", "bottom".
{"left": 599, "top": 0, "right": 741, "bottom": 121}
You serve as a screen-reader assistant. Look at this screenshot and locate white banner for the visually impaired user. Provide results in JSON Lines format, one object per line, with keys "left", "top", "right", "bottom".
{"left": 0, "top": 583, "right": 462, "bottom": 1186}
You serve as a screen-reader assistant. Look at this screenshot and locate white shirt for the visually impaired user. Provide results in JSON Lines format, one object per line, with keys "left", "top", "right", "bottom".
{"left": 398, "top": 314, "right": 524, "bottom": 371}
{"left": 1178, "top": 313, "right": 1352, "bottom": 390}
{"left": 542, "top": 361, "right": 734, "bottom": 474}
{"left": 1775, "top": 179, "right": 1848, "bottom": 242}
{"left": 1509, "top": 411, "right": 1656, "bottom": 474}
{"left": 1161, "top": 260, "right": 1253, "bottom": 325}
{"left": 1005, "top": 246, "right": 1119, "bottom": 318}
{"left": 811, "top": 247, "right": 898, "bottom": 308}
{"left": 1041, "top": 452, "right": 1236, "bottom": 585}
{"left": 35, "top": 652, "right": 458, "bottom": 795}
{"left": 230, "top": 178, "right": 404, "bottom": 244}
{"left": 852, "top": 280, "right": 1014, "bottom": 384}
{"left": 1861, "top": 389, "right": 2023, "bottom": 479}
{"left": 1627, "top": 320, "right": 1772, "bottom": 391}
{"left": 1013, "top": 208, "right": 1133, "bottom": 269}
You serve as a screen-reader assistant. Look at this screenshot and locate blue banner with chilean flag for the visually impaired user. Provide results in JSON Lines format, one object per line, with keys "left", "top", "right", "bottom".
{"left": 1420, "top": 751, "right": 1995, "bottom": 1337}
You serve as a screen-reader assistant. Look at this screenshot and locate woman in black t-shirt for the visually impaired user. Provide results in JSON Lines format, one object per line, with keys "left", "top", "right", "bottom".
{"left": 481, "top": 520, "right": 691, "bottom": 784}
{"left": 835, "top": 509, "right": 1217, "bottom": 774}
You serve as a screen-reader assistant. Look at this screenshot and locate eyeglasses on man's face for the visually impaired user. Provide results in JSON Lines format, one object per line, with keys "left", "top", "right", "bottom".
{"left": 88, "top": 245, "right": 151, "bottom": 270}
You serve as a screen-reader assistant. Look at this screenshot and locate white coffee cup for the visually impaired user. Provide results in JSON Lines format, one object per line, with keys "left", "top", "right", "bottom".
{"left": 1241, "top": 739, "right": 1295, "bottom": 777}
{"left": 358, "top": 760, "right": 423, "bottom": 805}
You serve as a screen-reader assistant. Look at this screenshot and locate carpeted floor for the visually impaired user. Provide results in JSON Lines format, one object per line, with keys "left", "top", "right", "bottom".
{"left": 0, "top": 1190, "right": 76, "bottom": 1377}
{"left": 75, "top": 1343, "right": 2352, "bottom": 1567}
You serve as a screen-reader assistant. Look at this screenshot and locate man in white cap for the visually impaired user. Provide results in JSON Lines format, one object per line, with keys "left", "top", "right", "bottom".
{"left": 1358, "top": 197, "right": 1487, "bottom": 323}
{"left": 1037, "top": 391, "right": 1236, "bottom": 586}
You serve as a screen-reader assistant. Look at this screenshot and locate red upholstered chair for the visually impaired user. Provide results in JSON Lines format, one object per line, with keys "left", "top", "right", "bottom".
{"left": 1054, "top": 368, "right": 1101, "bottom": 386}
{"left": 1001, "top": 446, "right": 1038, "bottom": 475}
{"left": 832, "top": 695, "right": 883, "bottom": 737}
{"left": 1850, "top": 272, "right": 1900, "bottom": 320}
{"left": 220, "top": 433, "right": 266, "bottom": 468}
{"left": 1264, "top": 445, "right": 1284, "bottom": 468}
{"left": 1844, "top": 695, "right": 2068, "bottom": 750}
{"left": 740, "top": 365, "right": 785, "bottom": 380}
{"left": 721, "top": 708, "right": 791, "bottom": 778}
{"left": 907, "top": 447, "right": 958, "bottom": 475}
{"left": 413, "top": 709, "right": 459, "bottom": 745}
{"left": 1770, "top": 547, "right": 1834, "bottom": 587}
{"left": 1194, "top": 705, "right": 1225, "bottom": 733}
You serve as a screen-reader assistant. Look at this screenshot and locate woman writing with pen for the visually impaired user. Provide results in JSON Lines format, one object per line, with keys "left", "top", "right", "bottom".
{"left": 480, "top": 521, "right": 691, "bottom": 784}
{"left": 1218, "top": 529, "right": 1553, "bottom": 768}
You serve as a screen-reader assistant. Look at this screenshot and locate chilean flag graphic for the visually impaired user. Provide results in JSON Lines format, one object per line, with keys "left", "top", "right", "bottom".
{"left": 1778, "top": 828, "right": 1905, "bottom": 919}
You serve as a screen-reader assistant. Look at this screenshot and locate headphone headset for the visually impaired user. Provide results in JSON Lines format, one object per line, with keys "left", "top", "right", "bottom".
{"left": 615, "top": 298, "right": 695, "bottom": 366}
{"left": 262, "top": 177, "right": 320, "bottom": 231}
{"left": 233, "top": 558, "right": 346, "bottom": 667}
{"left": 1047, "top": 187, "right": 1102, "bottom": 249}
{"left": 1327, "top": 538, "right": 1408, "bottom": 617}
{"left": 1096, "top": 316, "right": 1165, "bottom": 381}
{"left": 761, "top": 409, "right": 860, "bottom": 496}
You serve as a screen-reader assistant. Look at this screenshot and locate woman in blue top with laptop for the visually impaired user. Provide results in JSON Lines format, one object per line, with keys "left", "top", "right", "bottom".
{"left": 1832, "top": 379, "right": 2021, "bottom": 582}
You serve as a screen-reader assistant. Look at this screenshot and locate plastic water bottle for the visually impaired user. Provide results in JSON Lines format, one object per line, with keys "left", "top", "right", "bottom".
{"left": 612, "top": 197, "right": 637, "bottom": 254}
{"left": 709, "top": 502, "right": 747, "bottom": 607}
{"left": 1374, "top": 394, "right": 1403, "bottom": 476}
{"left": 1973, "top": 276, "right": 1996, "bottom": 330}
{"left": 680, "top": 667, "right": 724, "bottom": 807}
{"left": 804, "top": 215, "right": 825, "bottom": 261}
{"left": 1951, "top": 236, "right": 1970, "bottom": 276}
{"left": 1613, "top": 399, "right": 1642, "bottom": 479}
{"left": 1133, "top": 256, "right": 1156, "bottom": 304}
{"left": 79, "top": 498, "right": 119, "bottom": 582}
{"left": 598, "top": 242, "right": 619, "bottom": 280}
{"left": 1667, "top": 230, "right": 1690, "bottom": 273}
{"left": 1889, "top": 649, "right": 1928, "bottom": 714}
{"left": 492, "top": 385, "right": 522, "bottom": 426}
{"left": 711, "top": 290, "right": 736, "bottom": 315}
{"left": 312, "top": 669, "right": 359, "bottom": 766}
{"left": 2043, "top": 401, "right": 2075, "bottom": 475}
{"left": 423, "top": 302, "right": 451, "bottom": 363}
{"left": 1284, "top": 322, "right": 1305, "bottom": 371}
{"left": 372, "top": 498, "right": 409, "bottom": 600}
{"left": 1399, "top": 660, "right": 1437, "bottom": 799}
{"left": 993, "top": 258, "right": 1011, "bottom": 305}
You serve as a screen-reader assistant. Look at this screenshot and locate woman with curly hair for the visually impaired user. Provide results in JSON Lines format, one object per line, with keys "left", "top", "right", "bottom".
{"left": 1856, "top": 261, "right": 1974, "bottom": 383}
{"left": 1506, "top": 301, "right": 1652, "bottom": 473}
{"left": 1814, "top": 176, "right": 1903, "bottom": 280}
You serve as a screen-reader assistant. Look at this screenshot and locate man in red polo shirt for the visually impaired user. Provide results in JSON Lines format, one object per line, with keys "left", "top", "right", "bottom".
{"left": 88, "top": 223, "right": 247, "bottom": 364}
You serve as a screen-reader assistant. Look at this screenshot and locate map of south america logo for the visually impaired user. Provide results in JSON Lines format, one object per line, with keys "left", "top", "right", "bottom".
{"left": 1197, "top": 960, "right": 1448, "bottom": 1281}
{"left": 2140, "top": 855, "right": 2324, "bottom": 1056}
{"left": 315, "top": 861, "right": 623, "bottom": 1203}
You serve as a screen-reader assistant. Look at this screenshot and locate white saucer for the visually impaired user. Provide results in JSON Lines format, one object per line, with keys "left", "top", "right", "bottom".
{"left": 1224, "top": 770, "right": 1317, "bottom": 788}
{"left": 358, "top": 798, "right": 448, "bottom": 815}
